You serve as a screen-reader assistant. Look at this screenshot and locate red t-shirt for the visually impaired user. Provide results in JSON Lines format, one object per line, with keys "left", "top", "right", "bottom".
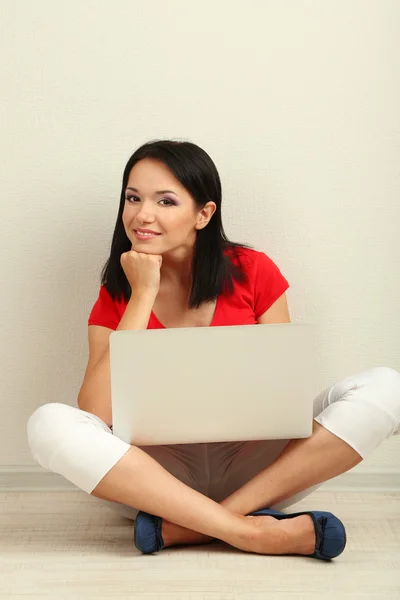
{"left": 88, "top": 247, "right": 289, "bottom": 330}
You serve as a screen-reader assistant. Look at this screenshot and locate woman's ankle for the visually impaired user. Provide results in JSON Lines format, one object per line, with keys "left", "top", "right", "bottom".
{"left": 220, "top": 514, "right": 258, "bottom": 550}
{"left": 162, "top": 519, "right": 214, "bottom": 547}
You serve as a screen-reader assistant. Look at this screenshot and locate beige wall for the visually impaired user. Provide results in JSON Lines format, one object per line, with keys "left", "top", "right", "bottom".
{"left": 1, "top": 1, "right": 398, "bottom": 480}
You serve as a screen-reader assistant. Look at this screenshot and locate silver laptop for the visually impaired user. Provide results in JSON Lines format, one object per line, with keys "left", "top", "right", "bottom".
{"left": 109, "top": 323, "right": 320, "bottom": 446}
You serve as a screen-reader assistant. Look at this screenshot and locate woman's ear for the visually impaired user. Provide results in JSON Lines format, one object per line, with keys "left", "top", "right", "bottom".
{"left": 196, "top": 202, "right": 216, "bottom": 230}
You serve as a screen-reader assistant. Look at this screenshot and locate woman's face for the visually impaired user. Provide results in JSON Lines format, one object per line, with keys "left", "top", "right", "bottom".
{"left": 122, "top": 158, "right": 216, "bottom": 254}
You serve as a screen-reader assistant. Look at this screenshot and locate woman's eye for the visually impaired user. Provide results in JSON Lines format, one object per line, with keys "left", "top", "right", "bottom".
{"left": 125, "top": 196, "right": 174, "bottom": 206}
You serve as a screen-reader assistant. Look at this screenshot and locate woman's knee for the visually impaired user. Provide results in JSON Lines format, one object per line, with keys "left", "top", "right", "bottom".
{"left": 314, "top": 366, "right": 400, "bottom": 450}
{"left": 320, "top": 366, "right": 400, "bottom": 414}
{"left": 26, "top": 403, "right": 103, "bottom": 469}
{"left": 361, "top": 367, "right": 400, "bottom": 418}
{"left": 27, "top": 403, "right": 130, "bottom": 494}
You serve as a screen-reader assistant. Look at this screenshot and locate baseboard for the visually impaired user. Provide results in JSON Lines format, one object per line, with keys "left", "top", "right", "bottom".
{"left": 0, "top": 466, "right": 399, "bottom": 492}
{"left": 321, "top": 469, "right": 400, "bottom": 492}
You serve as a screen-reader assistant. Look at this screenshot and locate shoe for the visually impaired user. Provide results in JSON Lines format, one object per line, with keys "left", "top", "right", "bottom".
{"left": 134, "top": 511, "right": 164, "bottom": 554}
{"left": 248, "top": 507, "right": 346, "bottom": 560}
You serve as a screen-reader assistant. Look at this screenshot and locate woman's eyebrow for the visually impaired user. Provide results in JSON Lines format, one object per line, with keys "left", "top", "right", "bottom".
{"left": 126, "top": 186, "right": 179, "bottom": 196}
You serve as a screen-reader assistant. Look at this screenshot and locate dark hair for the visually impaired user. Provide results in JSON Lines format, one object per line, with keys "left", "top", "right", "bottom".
{"left": 100, "top": 139, "right": 254, "bottom": 309}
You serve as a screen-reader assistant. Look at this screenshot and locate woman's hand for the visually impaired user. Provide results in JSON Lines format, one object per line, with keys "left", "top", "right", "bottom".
{"left": 120, "top": 247, "right": 163, "bottom": 296}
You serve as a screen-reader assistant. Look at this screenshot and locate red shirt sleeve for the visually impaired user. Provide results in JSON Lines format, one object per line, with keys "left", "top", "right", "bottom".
{"left": 253, "top": 252, "right": 290, "bottom": 319}
{"left": 87, "top": 285, "right": 121, "bottom": 330}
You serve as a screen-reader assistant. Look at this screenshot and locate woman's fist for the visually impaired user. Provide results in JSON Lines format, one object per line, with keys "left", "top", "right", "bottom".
{"left": 120, "top": 247, "right": 163, "bottom": 296}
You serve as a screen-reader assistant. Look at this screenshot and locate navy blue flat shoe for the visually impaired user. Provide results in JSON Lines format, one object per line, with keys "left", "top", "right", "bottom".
{"left": 134, "top": 511, "right": 164, "bottom": 554}
{"left": 248, "top": 507, "right": 346, "bottom": 560}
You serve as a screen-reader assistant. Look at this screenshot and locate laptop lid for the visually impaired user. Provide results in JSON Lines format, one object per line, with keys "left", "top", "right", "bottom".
{"left": 109, "top": 323, "right": 319, "bottom": 446}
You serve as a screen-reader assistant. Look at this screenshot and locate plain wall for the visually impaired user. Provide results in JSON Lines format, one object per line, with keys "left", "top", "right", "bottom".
{"left": 1, "top": 1, "right": 398, "bottom": 476}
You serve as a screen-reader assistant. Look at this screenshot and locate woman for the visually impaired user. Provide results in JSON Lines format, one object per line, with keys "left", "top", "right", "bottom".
{"left": 27, "top": 139, "right": 400, "bottom": 559}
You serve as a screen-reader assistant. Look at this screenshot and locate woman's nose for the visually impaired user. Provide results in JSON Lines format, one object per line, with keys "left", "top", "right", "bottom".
{"left": 136, "top": 206, "right": 155, "bottom": 221}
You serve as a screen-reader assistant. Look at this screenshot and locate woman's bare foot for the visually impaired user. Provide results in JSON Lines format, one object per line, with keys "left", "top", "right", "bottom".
{"left": 231, "top": 514, "right": 316, "bottom": 555}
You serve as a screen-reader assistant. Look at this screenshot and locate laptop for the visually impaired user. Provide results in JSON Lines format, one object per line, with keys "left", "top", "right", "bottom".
{"left": 109, "top": 323, "right": 320, "bottom": 446}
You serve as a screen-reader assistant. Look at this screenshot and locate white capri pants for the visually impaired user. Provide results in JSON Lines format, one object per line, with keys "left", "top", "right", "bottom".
{"left": 27, "top": 366, "right": 400, "bottom": 520}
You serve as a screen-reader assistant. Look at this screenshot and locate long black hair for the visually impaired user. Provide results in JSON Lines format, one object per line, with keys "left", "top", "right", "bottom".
{"left": 100, "top": 139, "right": 255, "bottom": 309}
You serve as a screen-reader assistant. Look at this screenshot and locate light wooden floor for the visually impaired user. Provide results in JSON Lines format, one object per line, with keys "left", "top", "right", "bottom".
{"left": 1, "top": 490, "right": 399, "bottom": 599}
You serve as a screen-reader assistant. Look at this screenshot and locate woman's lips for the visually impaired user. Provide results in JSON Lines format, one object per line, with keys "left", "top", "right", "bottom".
{"left": 133, "top": 230, "right": 161, "bottom": 240}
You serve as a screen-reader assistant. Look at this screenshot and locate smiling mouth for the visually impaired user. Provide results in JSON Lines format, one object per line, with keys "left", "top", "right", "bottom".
{"left": 133, "top": 230, "right": 162, "bottom": 238}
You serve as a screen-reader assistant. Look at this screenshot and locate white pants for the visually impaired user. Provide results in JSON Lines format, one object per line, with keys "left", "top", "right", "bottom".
{"left": 27, "top": 367, "right": 400, "bottom": 520}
